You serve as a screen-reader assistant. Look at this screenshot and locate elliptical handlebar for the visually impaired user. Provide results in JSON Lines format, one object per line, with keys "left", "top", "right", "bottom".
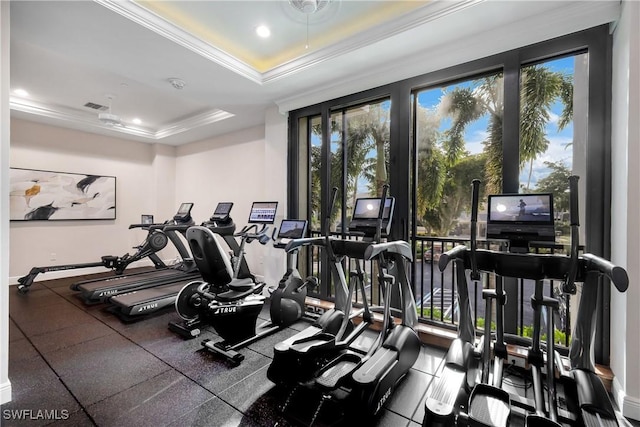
{"left": 469, "top": 179, "right": 481, "bottom": 280}
{"left": 438, "top": 245, "right": 468, "bottom": 272}
{"left": 325, "top": 187, "right": 339, "bottom": 240}
{"left": 284, "top": 236, "right": 326, "bottom": 253}
{"left": 580, "top": 253, "right": 629, "bottom": 292}
{"left": 364, "top": 241, "right": 413, "bottom": 262}
{"left": 564, "top": 175, "right": 580, "bottom": 294}
{"left": 375, "top": 184, "right": 389, "bottom": 243}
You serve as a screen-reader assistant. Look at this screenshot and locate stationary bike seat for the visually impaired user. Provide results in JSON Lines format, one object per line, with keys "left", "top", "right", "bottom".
{"left": 227, "top": 278, "right": 256, "bottom": 292}
{"left": 215, "top": 279, "right": 266, "bottom": 302}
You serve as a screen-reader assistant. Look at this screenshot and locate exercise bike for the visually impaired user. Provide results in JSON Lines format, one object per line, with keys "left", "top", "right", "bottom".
{"left": 173, "top": 202, "right": 317, "bottom": 365}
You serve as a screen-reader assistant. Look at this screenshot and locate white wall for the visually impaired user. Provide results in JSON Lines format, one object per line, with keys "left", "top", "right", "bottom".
{"left": 263, "top": 107, "right": 289, "bottom": 287}
{"left": 611, "top": 0, "right": 640, "bottom": 420}
{"left": 174, "top": 106, "right": 289, "bottom": 287}
{"left": 8, "top": 103, "right": 289, "bottom": 287}
{"left": 1, "top": 0, "right": 12, "bottom": 406}
{"left": 9, "top": 119, "right": 180, "bottom": 281}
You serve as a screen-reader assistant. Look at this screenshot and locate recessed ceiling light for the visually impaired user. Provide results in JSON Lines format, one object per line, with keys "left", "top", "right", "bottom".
{"left": 132, "top": 118, "right": 142, "bottom": 125}
{"left": 256, "top": 25, "right": 271, "bottom": 38}
{"left": 13, "top": 88, "right": 29, "bottom": 97}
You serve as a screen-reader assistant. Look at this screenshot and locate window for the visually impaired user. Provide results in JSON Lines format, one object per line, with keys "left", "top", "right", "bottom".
{"left": 288, "top": 26, "right": 612, "bottom": 363}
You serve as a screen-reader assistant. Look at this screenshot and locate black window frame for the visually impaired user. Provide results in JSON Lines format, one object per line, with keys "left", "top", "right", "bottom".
{"left": 287, "top": 25, "right": 613, "bottom": 364}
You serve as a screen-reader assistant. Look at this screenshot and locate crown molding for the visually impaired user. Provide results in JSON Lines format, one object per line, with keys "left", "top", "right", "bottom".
{"left": 94, "top": 0, "right": 263, "bottom": 84}
{"left": 10, "top": 96, "right": 234, "bottom": 141}
{"left": 262, "top": 0, "right": 483, "bottom": 83}
{"left": 95, "top": 0, "right": 482, "bottom": 86}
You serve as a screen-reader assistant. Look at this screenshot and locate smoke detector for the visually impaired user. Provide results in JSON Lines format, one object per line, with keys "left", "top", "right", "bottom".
{"left": 169, "top": 78, "right": 186, "bottom": 90}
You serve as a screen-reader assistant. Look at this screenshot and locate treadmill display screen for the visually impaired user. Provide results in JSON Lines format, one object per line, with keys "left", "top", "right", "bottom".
{"left": 277, "top": 220, "right": 307, "bottom": 239}
{"left": 248, "top": 202, "right": 278, "bottom": 224}
{"left": 211, "top": 202, "right": 233, "bottom": 221}
{"left": 174, "top": 203, "right": 194, "bottom": 223}
{"left": 176, "top": 203, "right": 193, "bottom": 216}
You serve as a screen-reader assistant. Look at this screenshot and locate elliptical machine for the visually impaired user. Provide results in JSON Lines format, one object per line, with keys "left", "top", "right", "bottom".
{"left": 269, "top": 186, "right": 421, "bottom": 425}
{"left": 267, "top": 187, "right": 380, "bottom": 387}
{"left": 424, "top": 177, "right": 629, "bottom": 426}
{"left": 423, "top": 179, "right": 505, "bottom": 427}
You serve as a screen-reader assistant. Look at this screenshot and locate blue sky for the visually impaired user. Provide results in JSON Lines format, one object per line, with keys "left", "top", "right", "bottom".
{"left": 314, "top": 54, "right": 581, "bottom": 196}
{"left": 416, "top": 54, "right": 578, "bottom": 190}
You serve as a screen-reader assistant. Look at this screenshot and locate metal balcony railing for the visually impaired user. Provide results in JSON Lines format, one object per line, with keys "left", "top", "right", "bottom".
{"left": 301, "top": 232, "right": 574, "bottom": 348}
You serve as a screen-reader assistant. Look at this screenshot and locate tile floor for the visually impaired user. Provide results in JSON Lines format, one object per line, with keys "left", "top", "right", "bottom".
{"left": 2, "top": 272, "right": 638, "bottom": 427}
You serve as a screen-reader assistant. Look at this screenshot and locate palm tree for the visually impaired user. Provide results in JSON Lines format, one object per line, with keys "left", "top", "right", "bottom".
{"left": 416, "top": 65, "right": 572, "bottom": 236}
{"left": 520, "top": 65, "right": 573, "bottom": 190}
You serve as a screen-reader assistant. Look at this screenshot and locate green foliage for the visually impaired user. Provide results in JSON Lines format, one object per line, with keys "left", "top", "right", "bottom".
{"left": 422, "top": 153, "right": 487, "bottom": 236}
{"left": 519, "top": 325, "right": 570, "bottom": 346}
{"left": 420, "top": 307, "right": 451, "bottom": 322}
{"left": 534, "top": 160, "right": 571, "bottom": 213}
{"left": 475, "top": 317, "right": 497, "bottom": 331}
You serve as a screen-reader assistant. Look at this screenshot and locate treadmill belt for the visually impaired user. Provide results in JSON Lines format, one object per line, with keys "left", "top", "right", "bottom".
{"left": 109, "top": 280, "right": 192, "bottom": 307}
{"left": 76, "top": 269, "right": 188, "bottom": 292}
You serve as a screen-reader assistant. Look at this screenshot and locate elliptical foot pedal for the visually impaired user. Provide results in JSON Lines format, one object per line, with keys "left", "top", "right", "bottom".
{"left": 315, "top": 354, "right": 360, "bottom": 390}
{"left": 425, "top": 367, "right": 466, "bottom": 422}
{"left": 468, "top": 384, "right": 510, "bottom": 427}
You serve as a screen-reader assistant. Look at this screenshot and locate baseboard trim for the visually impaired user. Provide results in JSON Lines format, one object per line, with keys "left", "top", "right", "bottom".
{"left": 613, "top": 376, "right": 640, "bottom": 422}
{"left": 623, "top": 394, "right": 640, "bottom": 422}
{"left": 0, "top": 379, "right": 11, "bottom": 405}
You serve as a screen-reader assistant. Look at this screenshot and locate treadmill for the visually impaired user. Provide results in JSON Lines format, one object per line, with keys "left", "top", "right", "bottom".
{"left": 107, "top": 202, "right": 252, "bottom": 321}
{"left": 70, "top": 203, "right": 198, "bottom": 304}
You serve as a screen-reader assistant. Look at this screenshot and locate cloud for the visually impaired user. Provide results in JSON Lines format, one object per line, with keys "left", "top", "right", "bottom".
{"left": 519, "top": 135, "right": 575, "bottom": 188}
{"left": 466, "top": 129, "right": 489, "bottom": 154}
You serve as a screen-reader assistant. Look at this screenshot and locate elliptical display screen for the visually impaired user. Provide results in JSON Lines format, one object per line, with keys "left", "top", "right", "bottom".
{"left": 277, "top": 219, "right": 308, "bottom": 239}
{"left": 210, "top": 202, "right": 233, "bottom": 221}
{"left": 248, "top": 202, "right": 278, "bottom": 224}
{"left": 352, "top": 197, "right": 394, "bottom": 220}
{"left": 486, "top": 193, "right": 554, "bottom": 242}
{"left": 349, "top": 197, "right": 395, "bottom": 236}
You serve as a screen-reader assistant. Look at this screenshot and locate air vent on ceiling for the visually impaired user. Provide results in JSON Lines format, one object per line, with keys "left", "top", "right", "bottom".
{"left": 84, "top": 102, "right": 108, "bottom": 111}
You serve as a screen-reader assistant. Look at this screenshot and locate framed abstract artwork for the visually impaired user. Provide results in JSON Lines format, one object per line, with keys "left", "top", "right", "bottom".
{"left": 9, "top": 168, "right": 116, "bottom": 221}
